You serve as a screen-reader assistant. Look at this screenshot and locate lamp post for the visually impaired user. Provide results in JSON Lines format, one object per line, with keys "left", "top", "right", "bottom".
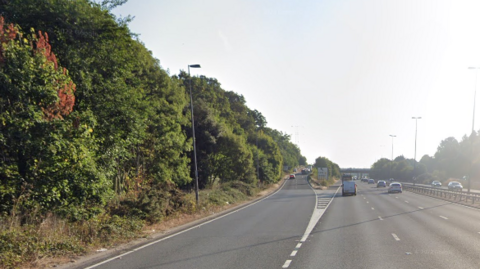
{"left": 467, "top": 66, "right": 479, "bottom": 193}
{"left": 468, "top": 67, "right": 479, "bottom": 133}
{"left": 188, "top": 64, "right": 201, "bottom": 204}
{"left": 389, "top": 135, "right": 396, "bottom": 161}
{"left": 412, "top": 117, "right": 422, "bottom": 184}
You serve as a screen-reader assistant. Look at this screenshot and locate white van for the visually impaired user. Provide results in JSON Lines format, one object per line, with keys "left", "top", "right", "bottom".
{"left": 342, "top": 181, "right": 357, "bottom": 196}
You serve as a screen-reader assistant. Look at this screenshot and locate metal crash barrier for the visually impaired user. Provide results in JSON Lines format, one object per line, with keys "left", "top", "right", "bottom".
{"left": 402, "top": 184, "right": 480, "bottom": 206}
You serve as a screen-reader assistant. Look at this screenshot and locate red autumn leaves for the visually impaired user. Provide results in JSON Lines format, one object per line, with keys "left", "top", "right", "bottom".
{"left": 0, "top": 16, "right": 75, "bottom": 120}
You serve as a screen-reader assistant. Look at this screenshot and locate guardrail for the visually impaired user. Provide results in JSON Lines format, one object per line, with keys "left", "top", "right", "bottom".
{"left": 402, "top": 184, "right": 480, "bottom": 206}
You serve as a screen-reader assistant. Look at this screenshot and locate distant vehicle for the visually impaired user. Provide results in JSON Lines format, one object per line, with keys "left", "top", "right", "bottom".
{"left": 289, "top": 174, "right": 296, "bottom": 179}
{"left": 388, "top": 182, "right": 403, "bottom": 193}
{"left": 368, "top": 179, "right": 375, "bottom": 184}
{"left": 342, "top": 181, "right": 357, "bottom": 196}
{"left": 377, "top": 180, "right": 386, "bottom": 187}
{"left": 389, "top": 178, "right": 394, "bottom": 182}
{"left": 293, "top": 168, "right": 297, "bottom": 172}
{"left": 431, "top": 181, "right": 442, "bottom": 187}
{"left": 447, "top": 181, "right": 463, "bottom": 191}
{"left": 341, "top": 174, "right": 353, "bottom": 181}
{"left": 361, "top": 178, "right": 369, "bottom": 182}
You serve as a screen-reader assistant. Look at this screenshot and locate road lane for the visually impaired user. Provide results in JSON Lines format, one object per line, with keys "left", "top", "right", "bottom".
{"left": 367, "top": 185, "right": 480, "bottom": 268}
{"left": 292, "top": 181, "right": 480, "bottom": 269}
{"left": 77, "top": 175, "right": 318, "bottom": 269}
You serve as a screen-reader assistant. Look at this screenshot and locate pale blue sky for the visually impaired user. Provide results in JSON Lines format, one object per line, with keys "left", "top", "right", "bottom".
{"left": 113, "top": 0, "right": 480, "bottom": 168}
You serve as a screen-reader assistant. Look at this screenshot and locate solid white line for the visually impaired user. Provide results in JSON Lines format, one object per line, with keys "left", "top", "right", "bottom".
{"left": 439, "top": 215, "right": 448, "bottom": 220}
{"left": 84, "top": 177, "right": 291, "bottom": 269}
{"left": 295, "top": 243, "right": 302, "bottom": 249}
{"left": 418, "top": 206, "right": 424, "bottom": 209}
{"left": 290, "top": 250, "right": 297, "bottom": 257}
{"left": 378, "top": 216, "right": 383, "bottom": 220}
{"left": 283, "top": 260, "right": 292, "bottom": 268}
{"left": 392, "top": 233, "right": 400, "bottom": 241}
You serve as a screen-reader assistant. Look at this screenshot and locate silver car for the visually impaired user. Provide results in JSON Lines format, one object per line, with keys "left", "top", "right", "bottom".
{"left": 388, "top": 182, "right": 402, "bottom": 193}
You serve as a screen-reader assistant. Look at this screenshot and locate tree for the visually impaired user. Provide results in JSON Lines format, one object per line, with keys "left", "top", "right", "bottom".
{"left": 0, "top": 17, "right": 111, "bottom": 214}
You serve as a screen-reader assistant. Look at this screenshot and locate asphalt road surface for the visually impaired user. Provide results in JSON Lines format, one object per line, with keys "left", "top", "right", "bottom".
{"left": 78, "top": 174, "right": 322, "bottom": 269}
{"left": 291, "top": 181, "right": 480, "bottom": 269}
{"left": 75, "top": 177, "right": 480, "bottom": 269}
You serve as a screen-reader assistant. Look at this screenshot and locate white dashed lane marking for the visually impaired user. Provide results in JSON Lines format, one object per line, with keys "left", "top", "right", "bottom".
{"left": 290, "top": 250, "right": 297, "bottom": 257}
{"left": 439, "top": 215, "right": 448, "bottom": 220}
{"left": 371, "top": 207, "right": 375, "bottom": 210}
{"left": 392, "top": 233, "right": 401, "bottom": 241}
{"left": 405, "top": 201, "right": 409, "bottom": 203}
{"left": 282, "top": 260, "right": 292, "bottom": 268}
{"left": 378, "top": 216, "right": 383, "bottom": 220}
{"left": 418, "top": 207, "right": 424, "bottom": 209}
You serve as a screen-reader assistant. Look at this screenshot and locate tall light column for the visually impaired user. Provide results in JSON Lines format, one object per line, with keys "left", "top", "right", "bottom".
{"left": 468, "top": 67, "right": 479, "bottom": 133}
{"left": 389, "top": 134, "right": 396, "bottom": 161}
{"left": 412, "top": 117, "right": 422, "bottom": 184}
{"left": 467, "top": 66, "right": 479, "bottom": 193}
{"left": 188, "top": 64, "right": 201, "bottom": 204}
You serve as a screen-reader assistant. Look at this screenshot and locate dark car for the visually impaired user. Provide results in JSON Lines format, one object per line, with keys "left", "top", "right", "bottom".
{"left": 447, "top": 181, "right": 463, "bottom": 191}
{"left": 368, "top": 179, "right": 375, "bottom": 184}
{"left": 377, "top": 180, "right": 386, "bottom": 187}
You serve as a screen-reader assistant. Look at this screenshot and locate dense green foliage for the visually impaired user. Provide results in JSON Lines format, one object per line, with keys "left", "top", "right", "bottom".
{"left": 0, "top": 0, "right": 305, "bottom": 221}
{"left": 313, "top": 156, "right": 341, "bottom": 179}
{"left": 0, "top": 1, "right": 306, "bottom": 266}
{"left": 370, "top": 133, "right": 480, "bottom": 185}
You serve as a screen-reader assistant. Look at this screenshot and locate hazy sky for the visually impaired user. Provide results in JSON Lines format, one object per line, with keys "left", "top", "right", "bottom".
{"left": 113, "top": 0, "right": 480, "bottom": 168}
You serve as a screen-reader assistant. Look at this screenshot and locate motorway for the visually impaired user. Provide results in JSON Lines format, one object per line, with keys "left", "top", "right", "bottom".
{"left": 75, "top": 176, "right": 480, "bottom": 269}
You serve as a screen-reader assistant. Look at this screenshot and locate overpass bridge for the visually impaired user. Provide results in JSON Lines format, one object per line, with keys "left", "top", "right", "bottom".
{"left": 340, "top": 168, "right": 371, "bottom": 179}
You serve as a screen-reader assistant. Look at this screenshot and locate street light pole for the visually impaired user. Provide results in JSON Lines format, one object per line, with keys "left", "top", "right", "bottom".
{"left": 468, "top": 67, "right": 479, "bottom": 133}
{"left": 188, "top": 64, "right": 201, "bottom": 205}
{"left": 412, "top": 117, "right": 422, "bottom": 184}
{"left": 389, "top": 134, "right": 396, "bottom": 161}
{"left": 467, "top": 66, "right": 479, "bottom": 193}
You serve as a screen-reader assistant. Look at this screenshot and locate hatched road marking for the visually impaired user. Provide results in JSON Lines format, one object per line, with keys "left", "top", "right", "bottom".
{"left": 317, "top": 197, "right": 332, "bottom": 209}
